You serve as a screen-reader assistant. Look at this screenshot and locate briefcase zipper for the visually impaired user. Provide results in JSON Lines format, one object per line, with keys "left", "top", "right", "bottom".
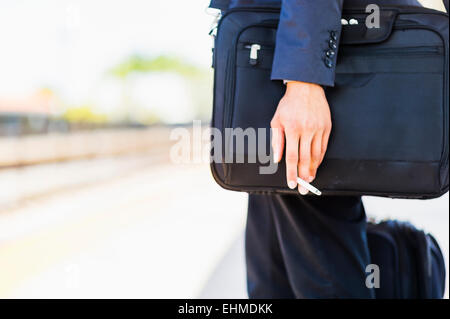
{"left": 340, "top": 46, "right": 444, "bottom": 57}
{"left": 248, "top": 44, "right": 261, "bottom": 65}
{"left": 242, "top": 44, "right": 443, "bottom": 66}
{"left": 223, "top": 52, "right": 233, "bottom": 131}
{"left": 243, "top": 44, "right": 274, "bottom": 66}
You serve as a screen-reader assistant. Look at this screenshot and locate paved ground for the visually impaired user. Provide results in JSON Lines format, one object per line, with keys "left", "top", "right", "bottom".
{"left": 0, "top": 156, "right": 247, "bottom": 298}
{"left": 0, "top": 155, "right": 448, "bottom": 298}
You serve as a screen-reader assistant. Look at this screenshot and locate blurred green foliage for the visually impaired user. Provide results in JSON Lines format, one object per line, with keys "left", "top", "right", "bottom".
{"left": 109, "top": 55, "right": 206, "bottom": 79}
{"left": 63, "top": 106, "right": 108, "bottom": 124}
{"left": 52, "top": 54, "right": 211, "bottom": 128}
{"left": 108, "top": 54, "right": 213, "bottom": 125}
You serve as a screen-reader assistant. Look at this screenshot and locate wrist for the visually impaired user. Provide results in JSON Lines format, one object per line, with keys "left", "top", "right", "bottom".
{"left": 285, "top": 81, "right": 324, "bottom": 96}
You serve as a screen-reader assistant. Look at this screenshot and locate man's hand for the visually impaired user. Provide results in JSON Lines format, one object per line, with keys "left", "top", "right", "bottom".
{"left": 271, "top": 81, "right": 332, "bottom": 195}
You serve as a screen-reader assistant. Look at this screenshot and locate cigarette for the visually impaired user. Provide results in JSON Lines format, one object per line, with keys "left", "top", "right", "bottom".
{"left": 297, "top": 177, "right": 322, "bottom": 196}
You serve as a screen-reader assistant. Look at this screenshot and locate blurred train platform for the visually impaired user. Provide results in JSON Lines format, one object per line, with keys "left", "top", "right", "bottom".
{"left": 0, "top": 128, "right": 448, "bottom": 298}
{"left": 0, "top": 156, "right": 247, "bottom": 298}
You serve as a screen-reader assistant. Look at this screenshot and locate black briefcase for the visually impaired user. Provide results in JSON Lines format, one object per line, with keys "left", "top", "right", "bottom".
{"left": 210, "top": 2, "right": 449, "bottom": 199}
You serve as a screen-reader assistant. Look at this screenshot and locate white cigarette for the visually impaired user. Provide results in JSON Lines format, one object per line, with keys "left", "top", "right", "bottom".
{"left": 297, "top": 177, "right": 322, "bottom": 196}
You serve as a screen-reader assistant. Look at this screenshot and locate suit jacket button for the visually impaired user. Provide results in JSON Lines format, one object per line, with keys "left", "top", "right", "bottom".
{"left": 329, "top": 39, "right": 337, "bottom": 50}
{"left": 326, "top": 50, "right": 335, "bottom": 58}
{"left": 324, "top": 57, "right": 333, "bottom": 68}
{"left": 330, "top": 31, "right": 338, "bottom": 41}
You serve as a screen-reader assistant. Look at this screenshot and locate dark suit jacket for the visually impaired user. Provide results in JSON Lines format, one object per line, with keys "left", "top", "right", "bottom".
{"left": 211, "top": 0, "right": 421, "bottom": 86}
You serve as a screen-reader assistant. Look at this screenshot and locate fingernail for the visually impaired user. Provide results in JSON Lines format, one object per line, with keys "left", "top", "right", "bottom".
{"left": 274, "top": 152, "right": 279, "bottom": 163}
{"left": 308, "top": 176, "right": 314, "bottom": 183}
{"left": 299, "top": 187, "right": 309, "bottom": 195}
{"left": 288, "top": 181, "right": 297, "bottom": 189}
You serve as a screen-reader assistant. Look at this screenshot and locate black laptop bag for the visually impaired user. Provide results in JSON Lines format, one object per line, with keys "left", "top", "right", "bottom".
{"left": 367, "top": 220, "right": 446, "bottom": 299}
{"left": 210, "top": 1, "right": 449, "bottom": 199}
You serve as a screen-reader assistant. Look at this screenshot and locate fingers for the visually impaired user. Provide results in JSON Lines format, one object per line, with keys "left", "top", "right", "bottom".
{"left": 285, "top": 132, "right": 300, "bottom": 189}
{"left": 298, "top": 134, "right": 313, "bottom": 195}
{"left": 310, "top": 132, "right": 323, "bottom": 180}
{"left": 271, "top": 85, "right": 332, "bottom": 195}
{"left": 320, "top": 126, "right": 331, "bottom": 164}
{"left": 271, "top": 126, "right": 285, "bottom": 164}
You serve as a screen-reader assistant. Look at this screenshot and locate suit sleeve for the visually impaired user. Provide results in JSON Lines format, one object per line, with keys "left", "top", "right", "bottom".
{"left": 271, "top": 0, "right": 344, "bottom": 87}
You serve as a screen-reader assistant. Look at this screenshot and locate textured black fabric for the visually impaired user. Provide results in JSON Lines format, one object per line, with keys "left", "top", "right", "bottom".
{"left": 367, "top": 221, "right": 447, "bottom": 299}
{"left": 246, "top": 194, "right": 374, "bottom": 299}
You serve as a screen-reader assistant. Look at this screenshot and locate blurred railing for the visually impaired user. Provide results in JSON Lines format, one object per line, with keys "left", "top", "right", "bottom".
{"left": 0, "top": 127, "right": 172, "bottom": 168}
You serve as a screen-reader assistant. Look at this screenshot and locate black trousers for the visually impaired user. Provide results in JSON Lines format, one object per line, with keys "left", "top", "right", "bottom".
{"left": 246, "top": 194, "right": 376, "bottom": 299}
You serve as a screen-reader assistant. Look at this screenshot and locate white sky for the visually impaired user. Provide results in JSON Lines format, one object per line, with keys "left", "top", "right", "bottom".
{"left": 0, "top": 0, "right": 214, "bottom": 102}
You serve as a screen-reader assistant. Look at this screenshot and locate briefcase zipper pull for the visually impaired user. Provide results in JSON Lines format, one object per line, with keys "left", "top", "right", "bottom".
{"left": 207, "top": 8, "right": 221, "bottom": 39}
{"left": 249, "top": 44, "right": 261, "bottom": 66}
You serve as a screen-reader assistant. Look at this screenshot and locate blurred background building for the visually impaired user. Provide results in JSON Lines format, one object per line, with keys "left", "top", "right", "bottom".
{"left": 0, "top": 0, "right": 448, "bottom": 298}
